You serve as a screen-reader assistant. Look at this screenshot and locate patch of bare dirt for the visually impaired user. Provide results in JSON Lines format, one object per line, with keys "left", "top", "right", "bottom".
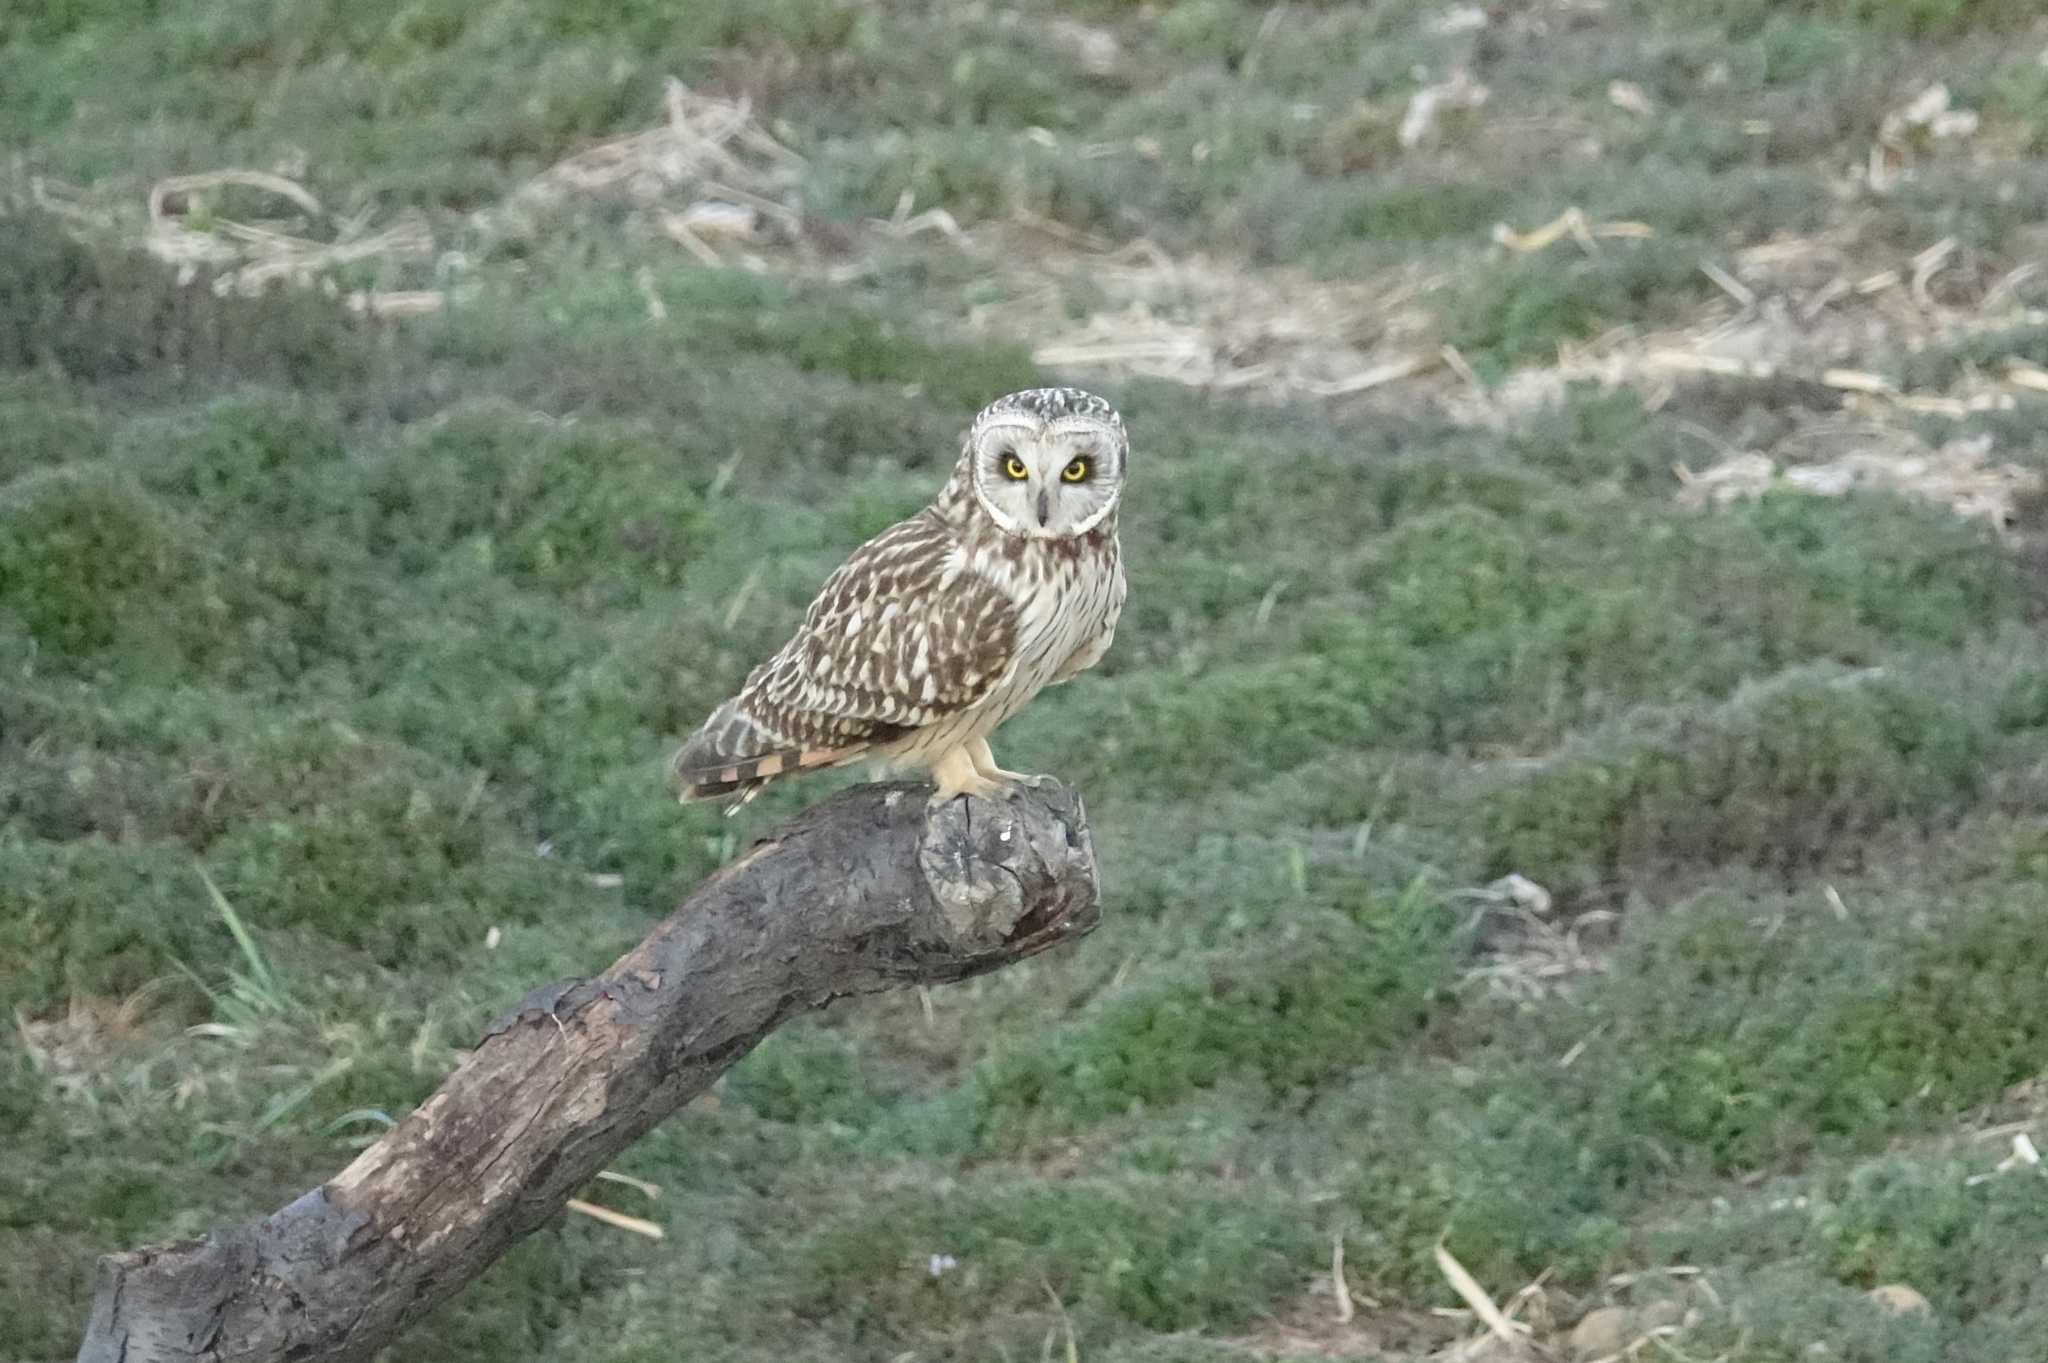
{"left": 1676, "top": 429, "right": 2042, "bottom": 535}
{"left": 983, "top": 235, "right": 1446, "bottom": 401}
{"left": 498, "top": 76, "right": 808, "bottom": 265}
{"left": 14, "top": 988, "right": 168, "bottom": 1100}
{"left": 1455, "top": 226, "right": 2048, "bottom": 429}
{"left": 25, "top": 79, "right": 811, "bottom": 317}
{"left": 1218, "top": 1242, "right": 1711, "bottom": 1362}
{"left": 1226, "top": 1284, "right": 1461, "bottom": 1361}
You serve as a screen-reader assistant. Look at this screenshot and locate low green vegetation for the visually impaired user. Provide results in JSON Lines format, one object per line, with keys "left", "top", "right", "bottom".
{"left": 7, "top": 2, "right": 2048, "bottom": 1360}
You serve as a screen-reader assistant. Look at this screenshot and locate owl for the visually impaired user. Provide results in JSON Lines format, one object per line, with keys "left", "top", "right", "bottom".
{"left": 672, "top": 387, "right": 1129, "bottom": 809}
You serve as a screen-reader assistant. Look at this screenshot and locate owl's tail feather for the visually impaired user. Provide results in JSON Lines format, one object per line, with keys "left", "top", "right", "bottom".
{"left": 674, "top": 743, "right": 865, "bottom": 808}
{"left": 670, "top": 700, "right": 867, "bottom": 811}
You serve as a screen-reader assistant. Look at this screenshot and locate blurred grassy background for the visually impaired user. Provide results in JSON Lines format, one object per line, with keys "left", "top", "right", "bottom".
{"left": 6, "top": 2, "right": 2048, "bottom": 1360}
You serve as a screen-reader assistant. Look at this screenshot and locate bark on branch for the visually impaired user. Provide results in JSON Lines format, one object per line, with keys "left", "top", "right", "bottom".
{"left": 76, "top": 780, "right": 1100, "bottom": 1363}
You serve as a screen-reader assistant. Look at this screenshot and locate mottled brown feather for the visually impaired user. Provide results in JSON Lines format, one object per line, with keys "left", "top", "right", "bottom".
{"left": 672, "top": 510, "right": 1019, "bottom": 802}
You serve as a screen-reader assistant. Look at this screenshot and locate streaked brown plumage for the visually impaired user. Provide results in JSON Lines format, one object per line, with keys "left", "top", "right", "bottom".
{"left": 671, "top": 387, "right": 1129, "bottom": 808}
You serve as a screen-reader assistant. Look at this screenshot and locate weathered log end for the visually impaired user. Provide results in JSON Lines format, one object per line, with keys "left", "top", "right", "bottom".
{"left": 916, "top": 777, "right": 1100, "bottom": 967}
{"left": 75, "top": 780, "right": 1101, "bottom": 1363}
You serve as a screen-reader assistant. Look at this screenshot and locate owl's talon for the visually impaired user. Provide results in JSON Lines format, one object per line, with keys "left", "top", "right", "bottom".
{"left": 966, "top": 737, "right": 1038, "bottom": 791}
{"left": 927, "top": 782, "right": 1009, "bottom": 807}
{"left": 927, "top": 744, "right": 1012, "bottom": 804}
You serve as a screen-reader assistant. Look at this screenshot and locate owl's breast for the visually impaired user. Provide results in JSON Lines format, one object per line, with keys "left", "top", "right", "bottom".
{"left": 992, "top": 537, "right": 1120, "bottom": 697}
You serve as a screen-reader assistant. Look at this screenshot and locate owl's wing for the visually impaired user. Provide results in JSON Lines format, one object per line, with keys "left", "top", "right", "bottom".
{"left": 672, "top": 513, "right": 1018, "bottom": 801}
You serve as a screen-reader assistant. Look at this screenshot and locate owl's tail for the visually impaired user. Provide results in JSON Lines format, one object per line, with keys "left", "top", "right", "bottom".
{"left": 670, "top": 700, "right": 866, "bottom": 811}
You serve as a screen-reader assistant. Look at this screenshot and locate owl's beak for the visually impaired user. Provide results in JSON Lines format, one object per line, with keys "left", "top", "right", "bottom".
{"left": 1036, "top": 489, "right": 1051, "bottom": 526}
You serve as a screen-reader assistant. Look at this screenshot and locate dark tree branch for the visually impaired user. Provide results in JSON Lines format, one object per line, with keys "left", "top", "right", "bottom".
{"left": 76, "top": 781, "right": 1100, "bottom": 1363}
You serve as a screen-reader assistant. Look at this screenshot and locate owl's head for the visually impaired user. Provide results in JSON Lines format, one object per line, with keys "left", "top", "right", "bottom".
{"left": 963, "top": 387, "right": 1127, "bottom": 539}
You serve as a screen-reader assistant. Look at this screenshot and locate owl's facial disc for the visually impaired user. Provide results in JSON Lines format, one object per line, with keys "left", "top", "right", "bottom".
{"left": 971, "top": 415, "right": 1124, "bottom": 539}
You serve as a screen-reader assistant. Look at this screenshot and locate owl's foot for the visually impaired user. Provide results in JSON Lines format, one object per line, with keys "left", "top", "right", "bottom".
{"left": 927, "top": 744, "right": 1016, "bottom": 805}
{"left": 968, "top": 737, "right": 1040, "bottom": 787}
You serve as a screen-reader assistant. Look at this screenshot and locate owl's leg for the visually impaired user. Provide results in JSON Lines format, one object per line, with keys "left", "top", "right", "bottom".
{"left": 967, "top": 735, "right": 1037, "bottom": 786}
{"left": 927, "top": 743, "right": 1009, "bottom": 805}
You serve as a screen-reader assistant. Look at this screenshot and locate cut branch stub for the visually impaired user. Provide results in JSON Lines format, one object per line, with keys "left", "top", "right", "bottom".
{"left": 76, "top": 779, "right": 1099, "bottom": 1363}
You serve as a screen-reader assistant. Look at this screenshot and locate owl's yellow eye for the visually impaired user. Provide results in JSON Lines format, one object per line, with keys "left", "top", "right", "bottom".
{"left": 1061, "top": 457, "right": 1090, "bottom": 483}
{"left": 1002, "top": 454, "right": 1029, "bottom": 480}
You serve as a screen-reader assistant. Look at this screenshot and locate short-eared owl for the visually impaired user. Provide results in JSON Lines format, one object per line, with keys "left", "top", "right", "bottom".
{"left": 672, "top": 387, "right": 1128, "bottom": 808}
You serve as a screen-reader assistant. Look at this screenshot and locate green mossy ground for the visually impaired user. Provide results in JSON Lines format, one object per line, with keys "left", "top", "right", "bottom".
{"left": 7, "top": 2, "right": 2048, "bottom": 1359}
